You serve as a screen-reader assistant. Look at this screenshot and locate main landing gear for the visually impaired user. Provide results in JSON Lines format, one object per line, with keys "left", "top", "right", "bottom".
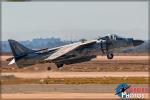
{"left": 107, "top": 52, "right": 113, "bottom": 59}
{"left": 47, "top": 63, "right": 64, "bottom": 71}
{"left": 56, "top": 64, "right": 64, "bottom": 68}
{"left": 47, "top": 66, "right": 51, "bottom": 70}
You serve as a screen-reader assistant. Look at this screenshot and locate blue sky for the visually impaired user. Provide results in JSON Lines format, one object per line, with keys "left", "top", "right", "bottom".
{"left": 2, "top": 1, "right": 148, "bottom": 41}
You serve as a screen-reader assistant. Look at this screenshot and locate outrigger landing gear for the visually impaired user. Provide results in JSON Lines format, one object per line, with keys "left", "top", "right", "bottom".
{"left": 56, "top": 64, "right": 64, "bottom": 68}
{"left": 107, "top": 52, "right": 113, "bottom": 59}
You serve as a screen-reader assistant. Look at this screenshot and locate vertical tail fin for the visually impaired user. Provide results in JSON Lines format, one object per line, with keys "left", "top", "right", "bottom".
{"left": 8, "top": 39, "right": 33, "bottom": 58}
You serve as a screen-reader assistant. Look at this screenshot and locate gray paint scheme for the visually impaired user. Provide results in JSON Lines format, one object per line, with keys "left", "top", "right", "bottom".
{"left": 8, "top": 34, "right": 144, "bottom": 68}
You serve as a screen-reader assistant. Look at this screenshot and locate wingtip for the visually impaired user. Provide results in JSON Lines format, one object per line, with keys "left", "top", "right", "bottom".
{"left": 8, "top": 58, "right": 15, "bottom": 65}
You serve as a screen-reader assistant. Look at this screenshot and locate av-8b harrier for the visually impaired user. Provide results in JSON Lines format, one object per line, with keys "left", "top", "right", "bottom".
{"left": 8, "top": 34, "right": 144, "bottom": 69}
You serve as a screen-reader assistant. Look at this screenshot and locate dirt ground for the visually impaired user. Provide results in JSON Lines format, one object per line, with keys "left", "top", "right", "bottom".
{"left": 1, "top": 56, "right": 149, "bottom": 100}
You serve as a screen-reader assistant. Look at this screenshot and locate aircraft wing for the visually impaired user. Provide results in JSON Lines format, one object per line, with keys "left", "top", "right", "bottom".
{"left": 45, "top": 40, "right": 96, "bottom": 61}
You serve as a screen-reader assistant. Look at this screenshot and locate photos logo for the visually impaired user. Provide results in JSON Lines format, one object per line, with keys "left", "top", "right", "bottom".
{"left": 115, "top": 83, "right": 147, "bottom": 99}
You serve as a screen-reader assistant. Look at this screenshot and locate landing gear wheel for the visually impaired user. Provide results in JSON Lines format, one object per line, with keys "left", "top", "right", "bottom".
{"left": 107, "top": 53, "right": 113, "bottom": 59}
{"left": 56, "top": 64, "right": 64, "bottom": 68}
{"left": 47, "top": 67, "right": 51, "bottom": 70}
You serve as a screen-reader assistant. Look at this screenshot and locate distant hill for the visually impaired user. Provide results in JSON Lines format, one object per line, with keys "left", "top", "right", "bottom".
{"left": 1, "top": 37, "right": 74, "bottom": 52}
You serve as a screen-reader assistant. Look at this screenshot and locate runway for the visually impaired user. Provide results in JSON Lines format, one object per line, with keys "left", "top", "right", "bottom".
{"left": 0, "top": 93, "right": 122, "bottom": 99}
{"left": 96, "top": 56, "right": 149, "bottom": 61}
{"left": 2, "top": 84, "right": 149, "bottom": 93}
{"left": 1, "top": 84, "right": 149, "bottom": 99}
{"left": 2, "top": 93, "right": 149, "bottom": 100}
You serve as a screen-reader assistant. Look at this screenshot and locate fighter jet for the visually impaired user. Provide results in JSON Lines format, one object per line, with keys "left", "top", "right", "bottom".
{"left": 7, "top": 34, "right": 144, "bottom": 69}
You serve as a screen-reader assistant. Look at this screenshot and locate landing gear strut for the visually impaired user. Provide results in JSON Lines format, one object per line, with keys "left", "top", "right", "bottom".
{"left": 107, "top": 53, "right": 113, "bottom": 59}
{"left": 56, "top": 64, "right": 64, "bottom": 68}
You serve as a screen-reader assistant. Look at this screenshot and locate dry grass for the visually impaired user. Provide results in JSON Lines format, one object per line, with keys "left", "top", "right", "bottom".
{"left": 1, "top": 77, "right": 149, "bottom": 84}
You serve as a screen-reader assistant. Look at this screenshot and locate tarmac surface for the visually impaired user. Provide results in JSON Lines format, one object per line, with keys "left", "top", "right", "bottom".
{"left": 2, "top": 84, "right": 149, "bottom": 93}
{"left": 1, "top": 84, "right": 149, "bottom": 99}
{"left": 2, "top": 93, "right": 149, "bottom": 99}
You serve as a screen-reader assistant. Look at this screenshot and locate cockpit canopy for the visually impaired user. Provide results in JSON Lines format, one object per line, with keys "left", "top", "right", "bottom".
{"left": 108, "top": 34, "right": 123, "bottom": 40}
{"left": 98, "top": 34, "right": 123, "bottom": 40}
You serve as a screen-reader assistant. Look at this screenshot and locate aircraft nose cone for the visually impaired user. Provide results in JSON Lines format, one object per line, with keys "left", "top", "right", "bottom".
{"left": 133, "top": 40, "right": 144, "bottom": 46}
